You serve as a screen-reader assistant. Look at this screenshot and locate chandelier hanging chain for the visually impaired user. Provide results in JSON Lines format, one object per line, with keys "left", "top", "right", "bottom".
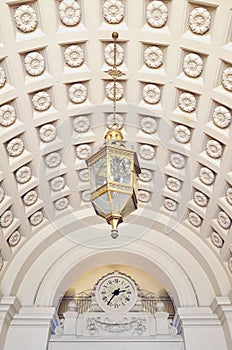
{"left": 106, "top": 32, "right": 125, "bottom": 130}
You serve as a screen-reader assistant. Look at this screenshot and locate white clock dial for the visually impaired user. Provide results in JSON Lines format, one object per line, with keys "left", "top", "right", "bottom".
{"left": 95, "top": 272, "right": 138, "bottom": 312}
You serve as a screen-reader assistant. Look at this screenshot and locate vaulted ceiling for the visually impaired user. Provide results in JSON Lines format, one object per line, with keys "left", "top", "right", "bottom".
{"left": 0, "top": 0, "right": 231, "bottom": 303}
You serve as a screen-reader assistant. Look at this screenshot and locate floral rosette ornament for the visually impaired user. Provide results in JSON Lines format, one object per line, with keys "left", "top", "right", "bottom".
{"left": 189, "top": 7, "right": 211, "bottom": 35}
{"left": 178, "top": 92, "right": 196, "bottom": 112}
{"left": 45, "top": 152, "right": 62, "bottom": 168}
{"left": 183, "top": 53, "right": 203, "bottom": 78}
{"left": 15, "top": 166, "right": 32, "bottom": 184}
{"left": 0, "top": 104, "right": 16, "bottom": 127}
{"left": 24, "top": 52, "right": 45, "bottom": 76}
{"left": 146, "top": 1, "right": 168, "bottom": 28}
{"left": 69, "top": 83, "right": 87, "bottom": 104}
{"left": 39, "top": 124, "right": 57, "bottom": 143}
{"left": 14, "top": 5, "right": 38, "bottom": 33}
{"left": 143, "top": 84, "right": 161, "bottom": 104}
{"left": 72, "top": 116, "right": 90, "bottom": 133}
{"left": 199, "top": 167, "right": 215, "bottom": 185}
{"left": 64, "top": 45, "right": 84, "bottom": 67}
{"left": 59, "top": 0, "right": 81, "bottom": 26}
{"left": 212, "top": 106, "right": 231, "bottom": 129}
{"left": 144, "top": 46, "right": 164, "bottom": 68}
{"left": 222, "top": 67, "right": 232, "bottom": 92}
{"left": 0, "top": 67, "right": 6, "bottom": 88}
{"left": 103, "top": 0, "right": 124, "bottom": 24}
{"left": 32, "top": 91, "right": 51, "bottom": 111}
{"left": 8, "top": 231, "right": 21, "bottom": 247}
{"left": 205, "top": 139, "right": 223, "bottom": 159}
{"left": 7, "top": 138, "right": 24, "bottom": 157}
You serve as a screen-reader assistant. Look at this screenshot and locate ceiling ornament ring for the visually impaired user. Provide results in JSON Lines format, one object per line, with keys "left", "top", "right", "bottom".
{"left": 144, "top": 46, "right": 164, "bottom": 69}
{"left": 29, "top": 211, "right": 43, "bottom": 226}
{"left": 23, "top": 190, "right": 38, "bottom": 206}
{"left": 6, "top": 138, "right": 24, "bottom": 157}
{"left": 39, "top": 124, "right": 57, "bottom": 143}
{"left": 143, "top": 84, "right": 161, "bottom": 104}
{"left": 138, "top": 190, "right": 151, "bottom": 202}
{"left": 222, "top": 67, "right": 232, "bottom": 92}
{"left": 45, "top": 152, "right": 62, "bottom": 168}
{"left": 0, "top": 67, "right": 6, "bottom": 88}
{"left": 178, "top": 92, "right": 196, "bottom": 112}
{"left": 76, "top": 144, "right": 92, "bottom": 160}
{"left": 24, "top": 52, "right": 45, "bottom": 76}
{"left": 226, "top": 188, "right": 232, "bottom": 205}
{"left": 15, "top": 166, "right": 32, "bottom": 184}
{"left": 213, "top": 106, "right": 231, "bottom": 128}
{"left": 174, "top": 125, "right": 191, "bottom": 143}
{"left": 189, "top": 7, "right": 211, "bottom": 35}
{"left": 107, "top": 113, "right": 123, "bottom": 130}
{"left": 199, "top": 166, "right": 215, "bottom": 185}
{"left": 193, "top": 191, "right": 208, "bottom": 207}
{"left": 69, "top": 83, "right": 87, "bottom": 104}
{"left": 50, "top": 176, "right": 65, "bottom": 191}
{"left": 0, "top": 210, "right": 13, "bottom": 228}
{"left": 0, "top": 186, "right": 5, "bottom": 203}
{"left": 141, "top": 117, "right": 157, "bottom": 134}
{"left": 139, "top": 144, "right": 155, "bottom": 160}
{"left": 32, "top": 91, "right": 51, "bottom": 111}
{"left": 59, "top": 0, "right": 81, "bottom": 26}
{"left": 72, "top": 116, "right": 90, "bottom": 133}
{"left": 166, "top": 177, "right": 182, "bottom": 192}
{"left": 217, "top": 211, "right": 231, "bottom": 230}
{"left": 64, "top": 45, "right": 84, "bottom": 67}
{"left": 106, "top": 81, "right": 123, "bottom": 101}
{"left": 8, "top": 230, "right": 21, "bottom": 247}
{"left": 14, "top": 5, "right": 38, "bottom": 33}
{"left": 164, "top": 198, "right": 177, "bottom": 211}
{"left": 103, "top": 0, "right": 124, "bottom": 24}
{"left": 104, "top": 43, "right": 124, "bottom": 66}
{"left": 81, "top": 190, "right": 91, "bottom": 202}
{"left": 188, "top": 211, "right": 202, "bottom": 227}
{"left": 206, "top": 139, "right": 223, "bottom": 159}
{"left": 183, "top": 53, "right": 203, "bottom": 78}
{"left": 146, "top": 0, "right": 168, "bottom": 28}
{"left": 170, "top": 153, "right": 185, "bottom": 169}
{"left": 54, "top": 197, "right": 69, "bottom": 210}
{"left": 0, "top": 104, "right": 16, "bottom": 127}
{"left": 139, "top": 169, "right": 153, "bottom": 182}
{"left": 211, "top": 231, "right": 223, "bottom": 248}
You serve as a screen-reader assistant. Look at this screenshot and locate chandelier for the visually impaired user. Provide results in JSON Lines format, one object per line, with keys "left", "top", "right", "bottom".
{"left": 86, "top": 33, "right": 141, "bottom": 239}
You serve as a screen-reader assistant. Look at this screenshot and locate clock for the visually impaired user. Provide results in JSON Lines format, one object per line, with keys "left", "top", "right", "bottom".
{"left": 95, "top": 271, "right": 138, "bottom": 312}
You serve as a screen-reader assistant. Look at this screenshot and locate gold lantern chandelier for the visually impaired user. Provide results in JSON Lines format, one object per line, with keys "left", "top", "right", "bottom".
{"left": 86, "top": 32, "right": 141, "bottom": 239}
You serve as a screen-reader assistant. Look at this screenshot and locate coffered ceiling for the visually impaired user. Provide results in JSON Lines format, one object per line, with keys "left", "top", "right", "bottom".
{"left": 0, "top": 0, "right": 232, "bottom": 288}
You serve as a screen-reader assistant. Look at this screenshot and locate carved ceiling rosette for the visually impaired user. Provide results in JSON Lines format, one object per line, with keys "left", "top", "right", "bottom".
{"left": 146, "top": 1, "right": 168, "bottom": 28}
{"left": 59, "top": 0, "right": 81, "bottom": 26}
{"left": 189, "top": 7, "right": 211, "bottom": 35}
{"left": 14, "top": 5, "right": 38, "bottom": 33}
{"left": 0, "top": 104, "right": 16, "bottom": 127}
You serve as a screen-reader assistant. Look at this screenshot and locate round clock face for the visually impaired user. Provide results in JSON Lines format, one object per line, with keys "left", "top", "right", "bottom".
{"left": 95, "top": 272, "right": 138, "bottom": 312}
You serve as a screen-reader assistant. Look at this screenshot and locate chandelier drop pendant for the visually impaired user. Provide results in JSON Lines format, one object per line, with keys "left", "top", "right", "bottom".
{"left": 86, "top": 32, "right": 141, "bottom": 239}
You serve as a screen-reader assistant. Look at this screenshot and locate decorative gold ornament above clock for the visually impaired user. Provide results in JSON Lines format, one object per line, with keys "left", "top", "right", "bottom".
{"left": 95, "top": 271, "right": 138, "bottom": 313}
